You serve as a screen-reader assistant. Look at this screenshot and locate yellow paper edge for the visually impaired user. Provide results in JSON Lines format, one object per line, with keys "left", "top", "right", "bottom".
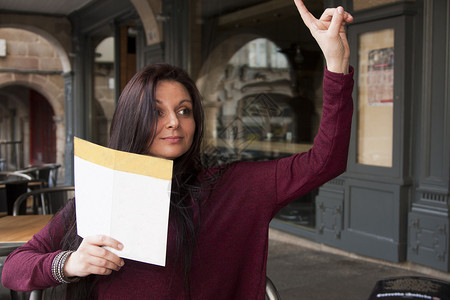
{"left": 74, "top": 137, "right": 173, "bottom": 180}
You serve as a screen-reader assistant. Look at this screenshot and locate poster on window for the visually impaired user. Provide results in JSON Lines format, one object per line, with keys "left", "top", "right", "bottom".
{"left": 357, "top": 28, "right": 394, "bottom": 167}
{"left": 367, "top": 47, "right": 394, "bottom": 106}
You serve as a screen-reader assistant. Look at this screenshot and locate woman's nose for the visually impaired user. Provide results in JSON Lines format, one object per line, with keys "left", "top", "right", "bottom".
{"left": 166, "top": 112, "right": 180, "bottom": 128}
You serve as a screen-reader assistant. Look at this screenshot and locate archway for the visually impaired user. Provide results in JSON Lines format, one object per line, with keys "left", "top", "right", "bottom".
{"left": 197, "top": 34, "right": 261, "bottom": 103}
{"left": 215, "top": 38, "right": 294, "bottom": 159}
{"left": 129, "top": 0, "right": 162, "bottom": 46}
{"left": 0, "top": 27, "right": 66, "bottom": 174}
{"left": 198, "top": 36, "right": 295, "bottom": 154}
{"left": 0, "top": 14, "right": 72, "bottom": 73}
{"left": 0, "top": 86, "right": 58, "bottom": 170}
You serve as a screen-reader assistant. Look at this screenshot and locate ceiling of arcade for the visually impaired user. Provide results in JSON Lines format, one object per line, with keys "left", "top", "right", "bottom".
{"left": 0, "top": 0, "right": 96, "bottom": 15}
{"left": 0, "top": 0, "right": 324, "bottom": 27}
{"left": 0, "top": 0, "right": 325, "bottom": 90}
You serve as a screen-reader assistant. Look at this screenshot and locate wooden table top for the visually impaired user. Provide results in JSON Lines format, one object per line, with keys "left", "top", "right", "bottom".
{"left": 0, "top": 215, "right": 53, "bottom": 243}
{"left": 0, "top": 180, "right": 43, "bottom": 189}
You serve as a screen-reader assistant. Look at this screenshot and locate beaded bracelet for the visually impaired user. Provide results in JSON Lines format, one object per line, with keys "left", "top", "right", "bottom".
{"left": 51, "top": 251, "right": 80, "bottom": 284}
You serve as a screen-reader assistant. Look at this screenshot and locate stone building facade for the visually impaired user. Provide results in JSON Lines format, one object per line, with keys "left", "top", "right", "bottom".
{"left": 0, "top": 0, "right": 448, "bottom": 275}
{"left": 0, "top": 28, "right": 66, "bottom": 171}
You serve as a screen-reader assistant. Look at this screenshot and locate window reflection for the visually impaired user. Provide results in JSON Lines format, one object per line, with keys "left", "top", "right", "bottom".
{"left": 357, "top": 29, "right": 394, "bottom": 167}
{"left": 205, "top": 38, "right": 321, "bottom": 229}
{"left": 93, "top": 37, "right": 115, "bottom": 146}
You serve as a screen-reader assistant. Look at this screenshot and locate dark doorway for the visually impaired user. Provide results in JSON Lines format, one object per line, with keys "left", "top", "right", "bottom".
{"left": 29, "top": 90, "right": 56, "bottom": 165}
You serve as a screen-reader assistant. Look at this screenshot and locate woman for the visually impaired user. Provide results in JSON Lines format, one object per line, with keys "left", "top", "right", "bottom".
{"left": 2, "top": 1, "right": 354, "bottom": 299}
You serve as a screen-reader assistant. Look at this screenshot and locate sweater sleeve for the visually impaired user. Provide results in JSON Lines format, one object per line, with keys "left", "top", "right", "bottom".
{"left": 1, "top": 201, "right": 75, "bottom": 292}
{"left": 274, "top": 67, "right": 354, "bottom": 209}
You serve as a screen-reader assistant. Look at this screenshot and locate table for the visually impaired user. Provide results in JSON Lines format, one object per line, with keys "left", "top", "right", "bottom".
{"left": 0, "top": 215, "right": 53, "bottom": 256}
{"left": 0, "top": 180, "right": 43, "bottom": 189}
{"left": 0, "top": 179, "right": 44, "bottom": 189}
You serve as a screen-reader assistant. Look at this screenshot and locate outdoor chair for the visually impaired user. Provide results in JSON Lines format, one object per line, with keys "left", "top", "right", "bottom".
{"left": 29, "top": 290, "right": 43, "bottom": 300}
{"left": 266, "top": 276, "right": 281, "bottom": 300}
{"left": 4, "top": 186, "right": 72, "bottom": 300}
{"left": 15, "top": 163, "right": 61, "bottom": 188}
{"left": 0, "top": 173, "right": 33, "bottom": 257}
{"left": 0, "top": 171, "right": 32, "bottom": 215}
{"left": 0, "top": 171, "right": 32, "bottom": 184}
{"left": 11, "top": 186, "right": 280, "bottom": 300}
{"left": 27, "top": 278, "right": 279, "bottom": 300}
{"left": 13, "top": 186, "right": 74, "bottom": 216}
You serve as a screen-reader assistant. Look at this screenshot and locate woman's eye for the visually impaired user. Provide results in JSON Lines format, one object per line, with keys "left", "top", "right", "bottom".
{"left": 157, "top": 109, "right": 164, "bottom": 117}
{"left": 178, "top": 108, "right": 191, "bottom": 116}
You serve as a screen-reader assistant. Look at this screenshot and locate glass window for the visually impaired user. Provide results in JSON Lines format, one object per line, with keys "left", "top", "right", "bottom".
{"left": 353, "top": 0, "right": 415, "bottom": 11}
{"left": 357, "top": 29, "right": 394, "bottom": 167}
{"left": 93, "top": 37, "right": 115, "bottom": 146}
{"left": 212, "top": 38, "right": 296, "bottom": 163}
{"left": 205, "top": 38, "right": 322, "bottom": 229}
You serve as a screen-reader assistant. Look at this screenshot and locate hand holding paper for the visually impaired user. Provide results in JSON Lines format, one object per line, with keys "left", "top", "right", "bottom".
{"left": 64, "top": 235, "right": 125, "bottom": 277}
{"left": 74, "top": 137, "right": 173, "bottom": 267}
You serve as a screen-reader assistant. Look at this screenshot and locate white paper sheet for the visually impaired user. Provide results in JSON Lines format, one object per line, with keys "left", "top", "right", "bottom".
{"left": 74, "top": 137, "right": 173, "bottom": 266}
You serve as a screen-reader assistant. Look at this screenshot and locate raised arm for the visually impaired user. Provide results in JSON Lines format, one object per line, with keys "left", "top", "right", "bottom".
{"left": 294, "top": 0, "right": 353, "bottom": 74}
{"left": 273, "top": 2, "right": 354, "bottom": 207}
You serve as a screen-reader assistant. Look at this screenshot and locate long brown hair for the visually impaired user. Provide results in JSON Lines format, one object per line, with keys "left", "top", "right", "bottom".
{"left": 109, "top": 63, "right": 205, "bottom": 291}
{"left": 62, "top": 63, "right": 205, "bottom": 298}
{"left": 108, "top": 63, "right": 204, "bottom": 170}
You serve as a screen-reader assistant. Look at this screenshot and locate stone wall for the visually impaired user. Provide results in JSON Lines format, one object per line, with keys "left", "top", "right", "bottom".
{"left": 0, "top": 28, "right": 66, "bottom": 180}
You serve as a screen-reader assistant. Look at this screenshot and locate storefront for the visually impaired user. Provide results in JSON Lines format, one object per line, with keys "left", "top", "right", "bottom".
{"left": 66, "top": 0, "right": 450, "bottom": 273}
{"left": 1, "top": 0, "right": 448, "bottom": 272}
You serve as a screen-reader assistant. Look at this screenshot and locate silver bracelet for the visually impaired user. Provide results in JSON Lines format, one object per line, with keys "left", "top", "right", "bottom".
{"left": 51, "top": 251, "right": 80, "bottom": 284}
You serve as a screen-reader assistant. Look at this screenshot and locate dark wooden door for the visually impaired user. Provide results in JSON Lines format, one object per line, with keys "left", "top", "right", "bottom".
{"left": 29, "top": 90, "right": 56, "bottom": 165}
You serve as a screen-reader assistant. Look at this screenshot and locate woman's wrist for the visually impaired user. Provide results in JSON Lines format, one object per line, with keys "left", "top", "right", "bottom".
{"left": 51, "top": 251, "right": 80, "bottom": 284}
{"left": 326, "top": 59, "right": 349, "bottom": 75}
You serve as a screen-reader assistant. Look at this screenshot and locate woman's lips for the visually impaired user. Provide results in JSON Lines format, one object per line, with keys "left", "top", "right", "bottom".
{"left": 162, "top": 136, "right": 183, "bottom": 143}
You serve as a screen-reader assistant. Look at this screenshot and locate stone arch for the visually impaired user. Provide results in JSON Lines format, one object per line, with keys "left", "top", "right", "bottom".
{"left": 129, "top": 0, "right": 162, "bottom": 45}
{"left": 197, "top": 34, "right": 292, "bottom": 141}
{"left": 198, "top": 34, "right": 293, "bottom": 101}
{"left": 196, "top": 34, "right": 261, "bottom": 103}
{"left": 0, "top": 74, "right": 64, "bottom": 116}
{"left": 0, "top": 14, "right": 72, "bottom": 72}
{"left": 20, "top": 26, "right": 71, "bottom": 73}
{"left": 0, "top": 74, "right": 65, "bottom": 169}
{"left": 0, "top": 90, "right": 28, "bottom": 115}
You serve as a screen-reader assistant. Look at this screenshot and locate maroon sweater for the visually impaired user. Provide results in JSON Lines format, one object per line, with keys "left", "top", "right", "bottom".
{"left": 2, "top": 68, "right": 353, "bottom": 299}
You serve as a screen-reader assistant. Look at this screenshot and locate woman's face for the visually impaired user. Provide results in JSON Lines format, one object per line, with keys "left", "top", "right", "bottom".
{"left": 147, "top": 80, "right": 196, "bottom": 160}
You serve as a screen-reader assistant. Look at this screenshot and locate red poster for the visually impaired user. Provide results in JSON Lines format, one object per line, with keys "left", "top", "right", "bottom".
{"left": 367, "top": 48, "right": 394, "bottom": 106}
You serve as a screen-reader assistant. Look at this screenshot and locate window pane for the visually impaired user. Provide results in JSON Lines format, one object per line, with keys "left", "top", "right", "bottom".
{"left": 204, "top": 38, "right": 322, "bottom": 229}
{"left": 357, "top": 29, "right": 394, "bottom": 167}
{"left": 353, "top": 0, "right": 415, "bottom": 12}
{"left": 94, "top": 37, "right": 115, "bottom": 146}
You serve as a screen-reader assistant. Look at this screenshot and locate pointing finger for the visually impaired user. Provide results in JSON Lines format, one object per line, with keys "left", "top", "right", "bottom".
{"left": 294, "top": 0, "right": 316, "bottom": 29}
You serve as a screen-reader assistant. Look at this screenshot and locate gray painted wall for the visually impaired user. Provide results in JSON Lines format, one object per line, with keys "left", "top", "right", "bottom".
{"left": 316, "top": 0, "right": 449, "bottom": 272}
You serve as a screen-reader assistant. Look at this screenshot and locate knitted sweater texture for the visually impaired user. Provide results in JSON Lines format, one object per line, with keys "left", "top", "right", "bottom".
{"left": 2, "top": 68, "right": 354, "bottom": 299}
